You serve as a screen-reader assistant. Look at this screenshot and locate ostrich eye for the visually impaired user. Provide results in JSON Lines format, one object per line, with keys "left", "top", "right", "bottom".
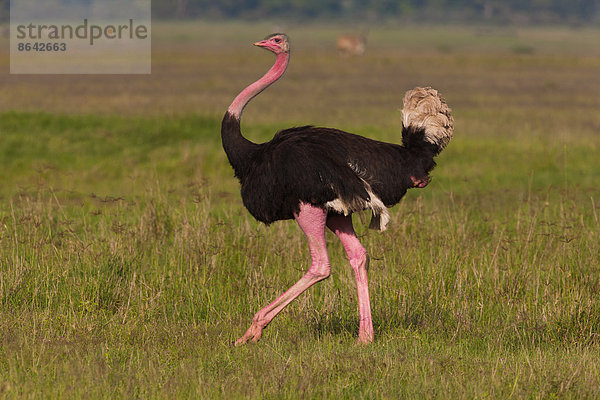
{"left": 274, "top": 38, "right": 281, "bottom": 43}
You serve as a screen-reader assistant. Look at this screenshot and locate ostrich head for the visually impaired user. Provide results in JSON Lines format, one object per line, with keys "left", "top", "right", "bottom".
{"left": 254, "top": 33, "right": 290, "bottom": 54}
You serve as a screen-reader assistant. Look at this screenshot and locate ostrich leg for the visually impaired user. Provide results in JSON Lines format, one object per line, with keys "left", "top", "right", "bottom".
{"left": 326, "top": 214, "right": 374, "bottom": 343}
{"left": 235, "top": 203, "right": 330, "bottom": 346}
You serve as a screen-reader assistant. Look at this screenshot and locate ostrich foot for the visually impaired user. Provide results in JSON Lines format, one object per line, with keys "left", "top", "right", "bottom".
{"left": 358, "top": 329, "right": 374, "bottom": 344}
{"left": 235, "top": 322, "right": 264, "bottom": 346}
{"left": 358, "top": 319, "right": 374, "bottom": 344}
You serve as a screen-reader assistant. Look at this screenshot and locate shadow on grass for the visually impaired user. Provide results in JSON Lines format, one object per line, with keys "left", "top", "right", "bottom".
{"left": 307, "top": 312, "right": 435, "bottom": 340}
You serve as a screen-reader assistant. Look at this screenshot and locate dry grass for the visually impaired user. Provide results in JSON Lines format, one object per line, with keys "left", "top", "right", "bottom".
{"left": 0, "top": 21, "right": 599, "bottom": 399}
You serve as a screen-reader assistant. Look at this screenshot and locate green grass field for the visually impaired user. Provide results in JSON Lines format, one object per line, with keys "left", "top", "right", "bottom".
{"left": 1, "top": 22, "right": 600, "bottom": 398}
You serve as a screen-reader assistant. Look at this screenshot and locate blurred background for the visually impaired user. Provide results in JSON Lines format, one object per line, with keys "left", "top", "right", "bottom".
{"left": 2, "top": 0, "right": 596, "bottom": 24}
{"left": 0, "top": 0, "right": 599, "bottom": 127}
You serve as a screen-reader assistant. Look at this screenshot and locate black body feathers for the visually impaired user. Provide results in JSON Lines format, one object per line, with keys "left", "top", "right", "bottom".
{"left": 221, "top": 112, "right": 439, "bottom": 226}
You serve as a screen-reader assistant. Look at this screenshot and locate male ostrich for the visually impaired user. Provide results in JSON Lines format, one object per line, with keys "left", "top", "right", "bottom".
{"left": 222, "top": 33, "right": 453, "bottom": 345}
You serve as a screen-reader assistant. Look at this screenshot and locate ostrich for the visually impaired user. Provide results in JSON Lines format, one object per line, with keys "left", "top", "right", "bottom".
{"left": 222, "top": 33, "right": 453, "bottom": 345}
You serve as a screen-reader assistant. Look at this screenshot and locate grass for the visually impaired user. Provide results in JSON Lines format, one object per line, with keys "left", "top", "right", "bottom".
{"left": 1, "top": 21, "right": 600, "bottom": 398}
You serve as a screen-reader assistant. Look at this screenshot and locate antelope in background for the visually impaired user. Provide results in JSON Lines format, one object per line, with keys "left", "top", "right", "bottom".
{"left": 336, "top": 34, "right": 367, "bottom": 56}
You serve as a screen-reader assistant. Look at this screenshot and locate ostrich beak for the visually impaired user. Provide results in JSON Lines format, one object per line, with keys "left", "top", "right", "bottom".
{"left": 254, "top": 40, "right": 268, "bottom": 48}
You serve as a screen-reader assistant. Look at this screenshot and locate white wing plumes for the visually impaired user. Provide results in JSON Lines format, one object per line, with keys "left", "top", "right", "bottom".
{"left": 402, "top": 87, "right": 454, "bottom": 153}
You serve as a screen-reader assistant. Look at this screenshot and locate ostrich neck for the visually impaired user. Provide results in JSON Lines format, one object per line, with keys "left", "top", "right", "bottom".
{"left": 222, "top": 51, "right": 289, "bottom": 180}
{"left": 227, "top": 52, "right": 290, "bottom": 119}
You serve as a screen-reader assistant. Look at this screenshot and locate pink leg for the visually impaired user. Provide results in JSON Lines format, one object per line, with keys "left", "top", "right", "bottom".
{"left": 235, "top": 203, "right": 330, "bottom": 346}
{"left": 327, "top": 214, "right": 374, "bottom": 344}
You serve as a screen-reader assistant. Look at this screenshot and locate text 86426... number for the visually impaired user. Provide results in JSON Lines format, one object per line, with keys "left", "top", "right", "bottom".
{"left": 17, "top": 42, "right": 67, "bottom": 52}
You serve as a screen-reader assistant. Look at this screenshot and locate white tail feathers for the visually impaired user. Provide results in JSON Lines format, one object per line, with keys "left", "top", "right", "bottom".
{"left": 402, "top": 87, "right": 454, "bottom": 152}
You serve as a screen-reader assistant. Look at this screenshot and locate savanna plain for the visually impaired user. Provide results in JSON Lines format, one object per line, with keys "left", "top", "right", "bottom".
{"left": 0, "top": 22, "right": 599, "bottom": 398}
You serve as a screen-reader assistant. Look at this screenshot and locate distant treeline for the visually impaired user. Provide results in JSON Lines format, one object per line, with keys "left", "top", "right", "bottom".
{"left": 155, "top": 0, "right": 599, "bottom": 23}
{"left": 0, "top": 0, "right": 598, "bottom": 23}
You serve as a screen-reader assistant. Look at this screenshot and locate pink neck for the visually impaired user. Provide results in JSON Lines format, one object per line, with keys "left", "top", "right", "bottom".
{"left": 227, "top": 52, "right": 290, "bottom": 119}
